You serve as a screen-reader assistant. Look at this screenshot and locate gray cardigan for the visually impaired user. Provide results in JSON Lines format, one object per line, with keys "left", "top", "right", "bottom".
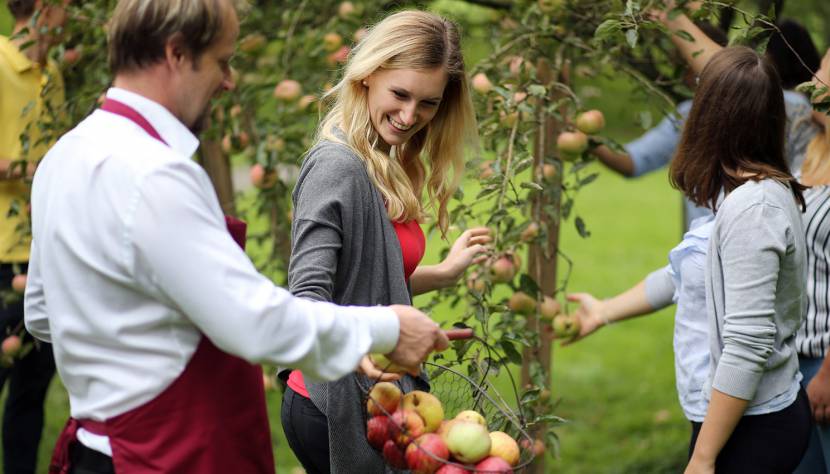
{"left": 704, "top": 179, "right": 806, "bottom": 409}
{"left": 288, "top": 139, "right": 424, "bottom": 473}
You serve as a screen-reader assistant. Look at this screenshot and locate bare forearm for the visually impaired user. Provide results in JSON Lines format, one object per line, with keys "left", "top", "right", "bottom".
{"left": 410, "top": 264, "right": 454, "bottom": 295}
{"left": 691, "top": 389, "right": 748, "bottom": 465}
{"left": 591, "top": 145, "right": 635, "bottom": 177}
{"left": 662, "top": 13, "right": 723, "bottom": 76}
{"left": 602, "top": 280, "right": 656, "bottom": 323}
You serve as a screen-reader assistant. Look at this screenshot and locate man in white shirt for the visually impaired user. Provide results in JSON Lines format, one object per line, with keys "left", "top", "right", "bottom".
{"left": 24, "top": 1, "right": 449, "bottom": 472}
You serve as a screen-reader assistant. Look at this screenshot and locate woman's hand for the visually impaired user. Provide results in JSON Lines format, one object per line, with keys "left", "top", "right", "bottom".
{"left": 439, "top": 227, "right": 492, "bottom": 281}
{"left": 357, "top": 355, "right": 403, "bottom": 382}
{"left": 411, "top": 227, "right": 492, "bottom": 295}
{"left": 560, "top": 293, "right": 609, "bottom": 345}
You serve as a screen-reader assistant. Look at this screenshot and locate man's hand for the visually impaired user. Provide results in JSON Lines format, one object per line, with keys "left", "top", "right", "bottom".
{"left": 808, "top": 367, "right": 830, "bottom": 424}
{"left": 385, "top": 305, "right": 449, "bottom": 373}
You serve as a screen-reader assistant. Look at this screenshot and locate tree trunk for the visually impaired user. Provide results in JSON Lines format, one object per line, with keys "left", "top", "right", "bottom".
{"left": 198, "top": 139, "right": 236, "bottom": 217}
{"left": 522, "top": 57, "right": 562, "bottom": 474}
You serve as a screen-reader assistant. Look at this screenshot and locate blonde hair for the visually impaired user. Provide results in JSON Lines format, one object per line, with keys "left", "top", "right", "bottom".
{"left": 801, "top": 122, "right": 830, "bottom": 186}
{"left": 317, "top": 10, "right": 477, "bottom": 236}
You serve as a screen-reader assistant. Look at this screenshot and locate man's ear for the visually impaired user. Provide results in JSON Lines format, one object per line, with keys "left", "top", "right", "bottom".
{"left": 164, "top": 32, "right": 191, "bottom": 70}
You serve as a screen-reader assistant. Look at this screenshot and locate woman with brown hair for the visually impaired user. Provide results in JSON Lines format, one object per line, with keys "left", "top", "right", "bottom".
{"left": 670, "top": 46, "right": 812, "bottom": 474}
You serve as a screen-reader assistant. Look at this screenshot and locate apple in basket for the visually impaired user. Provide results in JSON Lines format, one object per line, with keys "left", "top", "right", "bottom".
{"left": 488, "top": 431, "right": 520, "bottom": 466}
{"left": 445, "top": 421, "right": 491, "bottom": 464}
{"left": 401, "top": 391, "right": 444, "bottom": 433}
{"left": 436, "top": 464, "right": 472, "bottom": 474}
{"left": 475, "top": 456, "right": 513, "bottom": 473}
{"left": 405, "top": 433, "right": 450, "bottom": 474}
{"left": 366, "top": 415, "right": 394, "bottom": 450}
{"left": 382, "top": 439, "right": 408, "bottom": 470}
{"left": 454, "top": 410, "right": 487, "bottom": 427}
{"left": 366, "top": 381, "right": 401, "bottom": 416}
{"left": 390, "top": 409, "right": 426, "bottom": 448}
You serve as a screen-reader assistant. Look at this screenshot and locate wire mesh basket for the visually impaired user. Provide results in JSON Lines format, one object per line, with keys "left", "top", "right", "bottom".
{"left": 363, "top": 328, "right": 537, "bottom": 473}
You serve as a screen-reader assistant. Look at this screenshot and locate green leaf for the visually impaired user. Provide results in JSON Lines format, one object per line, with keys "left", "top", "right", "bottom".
{"left": 527, "top": 84, "right": 547, "bottom": 97}
{"left": 575, "top": 216, "right": 591, "bottom": 238}
{"left": 594, "top": 19, "right": 621, "bottom": 41}
{"left": 518, "top": 274, "right": 541, "bottom": 296}
{"left": 625, "top": 28, "right": 639, "bottom": 49}
{"left": 578, "top": 172, "right": 599, "bottom": 187}
{"left": 674, "top": 30, "right": 694, "bottom": 42}
{"left": 638, "top": 110, "right": 653, "bottom": 130}
{"left": 499, "top": 340, "right": 523, "bottom": 365}
{"left": 520, "top": 181, "right": 544, "bottom": 191}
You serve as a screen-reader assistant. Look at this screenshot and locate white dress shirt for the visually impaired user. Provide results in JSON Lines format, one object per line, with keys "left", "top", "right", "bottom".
{"left": 24, "top": 88, "right": 399, "bottom": 454}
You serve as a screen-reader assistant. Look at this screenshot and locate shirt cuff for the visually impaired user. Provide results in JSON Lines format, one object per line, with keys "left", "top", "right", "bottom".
{"left": 361, "top": 306, "right": 400, "bottom": 355}
{"left": 711, "top": 362, "right": 763, "bottom": 401}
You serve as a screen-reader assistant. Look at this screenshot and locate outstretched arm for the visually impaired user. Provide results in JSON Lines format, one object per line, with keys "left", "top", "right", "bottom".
{"left": 657, "top": 10, "right": 723, "bottom": 76}
{"left": 563, "top": 266, "right": 675, "bottom": 344}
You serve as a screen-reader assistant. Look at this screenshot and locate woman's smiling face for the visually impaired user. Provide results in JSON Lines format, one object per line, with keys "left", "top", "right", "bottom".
{"left": 364, "top": 67, "right": 448, "bottom": 149}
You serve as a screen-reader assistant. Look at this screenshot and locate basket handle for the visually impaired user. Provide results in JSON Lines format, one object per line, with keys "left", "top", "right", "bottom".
{"left": 444, "top": 328, "right": 475, "bottom": 340}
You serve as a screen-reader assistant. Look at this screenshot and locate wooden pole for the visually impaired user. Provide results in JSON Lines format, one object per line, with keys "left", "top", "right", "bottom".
{"left": 522, "top": 57, "right": 563, "bottom": 473}
{"left": 198, "top": 139, "right": 237, "bottom": 217}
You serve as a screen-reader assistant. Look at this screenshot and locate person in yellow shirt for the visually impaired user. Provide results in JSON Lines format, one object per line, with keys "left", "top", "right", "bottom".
{"left": 0, "top": 1, "right": 67, "bottom": 473}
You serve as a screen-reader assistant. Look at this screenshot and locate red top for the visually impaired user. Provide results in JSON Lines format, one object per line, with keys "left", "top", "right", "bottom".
{"left": 287, "top": 220, "right": 425, "bottom": 398}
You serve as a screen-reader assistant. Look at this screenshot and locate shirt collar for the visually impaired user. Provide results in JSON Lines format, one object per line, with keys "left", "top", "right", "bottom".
{"left": 0, "top": 36, "right": 35, "bottom": 73}
{"left": 105, "top": 87, "right": 200, "bottom": 159}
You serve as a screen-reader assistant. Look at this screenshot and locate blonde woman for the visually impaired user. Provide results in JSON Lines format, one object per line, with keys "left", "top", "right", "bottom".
{"left": 282, "top": 10, "right": 490, "bottom": 473}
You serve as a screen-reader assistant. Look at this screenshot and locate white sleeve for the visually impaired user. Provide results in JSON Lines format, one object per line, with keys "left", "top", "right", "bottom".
{"left": 23, "top": 240, "right": 52, "bottom": 342}
{"left": 127, "top": 162, "right": 399, "bottom": 381}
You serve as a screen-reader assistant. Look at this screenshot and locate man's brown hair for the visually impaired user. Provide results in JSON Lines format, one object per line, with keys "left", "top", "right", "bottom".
{"left": 107, "top": 0, "right": 244, "bottom": 74}
{"left": 7, "top": 0, "right": 35, "bottom": 20}
{"left": 670, "top": 46, "right": 806, "bottom": 212}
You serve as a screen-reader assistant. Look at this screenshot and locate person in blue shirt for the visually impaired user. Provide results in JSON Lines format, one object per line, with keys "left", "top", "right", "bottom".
{"left": 590, "top": 19, "right": 820, "bottom": 232}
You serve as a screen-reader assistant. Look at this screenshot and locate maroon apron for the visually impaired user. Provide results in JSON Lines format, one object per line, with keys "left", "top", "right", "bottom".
{"left": 49, "top": 99, "right": 274, "bottom": 473}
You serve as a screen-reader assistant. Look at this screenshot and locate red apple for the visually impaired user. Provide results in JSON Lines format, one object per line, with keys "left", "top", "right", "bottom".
{"left": 323, "top": 32, "right": 343, "bottom": 52}
{"left": 466, "top": 272, "right": 486, "bottom": 294}
{"left": 367, "top": 415, "right": 394, "bottom": 450}
{"left": 338, "top": 1, "right": 356, "bottom": 18}
{"left": 390, "top": 409, "right": 426, "bottom": 448}
{"left": 508, "top": 55, "right": 524, "bottom": 77}
{"left": 478, "top": 160, "right": 495, "bottom": 180}
{"left": 508, "top": 291, "right": 536, "bottom": 315}
{"left": 488, "top": 431, "right": 520, "bottom": 466}
{"left": 542, "top": 163, "right": 557, "bottom": 182}
{"left": 63, "top": 48, "right": 81, "bottom": 65}
{"left": 249, "top": 164, "right": 278, "bottom": 190}
{"left": 539, "top": 296, "right": 561, "bottom": 320}
{"left": 406, "top": 433, "right": 450, "bottom": 474}
{"left": 327, "top": 45, "right": 351, "bottom": 65}
{"left": 383, "top": 439, "right": 408, "bottom": 469}
{"left": 401, "top": 391, "right": 444, "bottom": 433}
{"left": 1, "top": 336, "right": 21, "bottom": 357}
{"left": 11, "top": 274, "right": 26, "bottom": 294}
{"left": 575, "top": 109, "right": 605, "bottom": 135}
{"left": 353, "top": 27, "right": 369, "bottom": 43}
{"left": 520, "top": 222, "right": 540, "bottom": 242}
{"left": 367, "top": 381, "right": 402, "bottom": 416}
{"left": 471, "top": 73, "right": 492, "bottom": 94}
{"left": 274, "top": 79, "right": 302, "bottom": 101}
{"left": 556, "top": 131, "right": 588, "bottom": 156}
{"left": 552, "top": 314, "right": 581, "bottom": 339}
{"left": 436, "top": 419, "right": 460, "bottom": 444}
{"left": 436, "top": 465, "right": 471, "bottom": 474}
{"left": 475, "top": 456, "right": 513, "bottom": 473}
{"left": 489, "top": 256, "right": 516, "bottom": 284}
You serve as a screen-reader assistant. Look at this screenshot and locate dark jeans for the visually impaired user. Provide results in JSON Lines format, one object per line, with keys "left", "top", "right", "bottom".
{"left": 281, "top": 386, "right": 330, "bottom": 474}
{"left": 0, "top": 263, "right": 56, "bottom": 474}
{"left": 690, "top": 387, "right": 812, "bottom": 473}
